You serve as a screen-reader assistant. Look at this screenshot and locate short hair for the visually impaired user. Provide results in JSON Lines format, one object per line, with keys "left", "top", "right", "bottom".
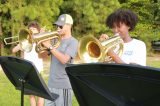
{"left": 27, "top": 21, "right": 41, "bottom": 32}
{"left": 106, "top": 9, "right": 138, "bottom": 31}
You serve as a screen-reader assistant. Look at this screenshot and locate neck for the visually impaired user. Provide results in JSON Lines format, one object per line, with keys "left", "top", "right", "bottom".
{"left": 62, "top": 31, "right": 72, "bottom": 39}
{"left": 123, "top": 35, "right": 132, "bottom": 43}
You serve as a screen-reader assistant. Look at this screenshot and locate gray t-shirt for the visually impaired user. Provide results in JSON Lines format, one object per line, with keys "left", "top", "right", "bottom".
{"left": 48, "top": 36, "right": 78, "bottom": 89}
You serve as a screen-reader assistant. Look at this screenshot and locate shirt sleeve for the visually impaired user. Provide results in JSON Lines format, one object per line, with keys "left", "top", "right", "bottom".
{"left": 132, "top": 41, "right": 146, "bottom": 66}
{"left": 65, "top": 39, "right": 78, "bottom": 59}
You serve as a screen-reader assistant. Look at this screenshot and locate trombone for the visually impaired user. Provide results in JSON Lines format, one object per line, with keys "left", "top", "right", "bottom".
{"left": 3, "top": 29, "right": 61, "bottom": 53}
{"left": 4, "top": 36, "right": 19, "bottom": 45}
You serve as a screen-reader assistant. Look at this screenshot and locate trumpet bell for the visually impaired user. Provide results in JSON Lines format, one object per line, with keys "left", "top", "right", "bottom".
{"left": 78, "top": 36, "right": 105, "bottom": 63}
{"left": 78, "top": 35, "right": 124, "bottom": 63}
{"left": 19, "top": 29, "right": 33, "bottom": 52}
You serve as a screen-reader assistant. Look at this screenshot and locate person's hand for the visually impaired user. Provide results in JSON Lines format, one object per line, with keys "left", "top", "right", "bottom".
{"left": 107, "top": 49, "right": 115, "bottom": 57}
{"left": 99, "top": 34, "right": 109, "bottom": 41}
{"left": 12, "top": 44, "right": 22, "bottom": 53}
{"left": 42, "top": 40, "right": 51, "bottom": 48}
{"left": 107, "top": 48, "right": 124, "bottom": 63}
{"left": 38, "top": 51, "right": 48, "bottom": 58}
{"left": 40, "top": 26, "right": 46, "bottom": 33}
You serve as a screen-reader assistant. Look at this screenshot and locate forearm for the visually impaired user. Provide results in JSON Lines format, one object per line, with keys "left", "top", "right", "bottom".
{"left": 12, "top": 44, "right": 21, "bottom": 53}
{"left": 42, "top": 40, "right": 71, "bottom": 64}
{"left": 50, "top": 48, "right": 70, "bottom": 64}
{"left": 107, "top": 50, "right": 124, "bottom": 63}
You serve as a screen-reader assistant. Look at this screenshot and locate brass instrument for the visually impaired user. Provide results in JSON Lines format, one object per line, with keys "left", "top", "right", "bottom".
{"left": 4, "top": 36, "right": 19, "bottom": 45}
{"left": 4, "top": 29, "right": 33, "bottom": 52}
{"left": 4, "top": 29, "right": 61, "bottom": 53}
{"left": 78, "top": 34, "right": 124, "bottom": 63}
{"left": 33, "top": 31, "right": 60, "bottom": 53}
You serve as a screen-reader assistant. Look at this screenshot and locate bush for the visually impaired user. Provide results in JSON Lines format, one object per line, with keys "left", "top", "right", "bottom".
{"left": 131, "top": 23, "right": 160, "bottom": 53}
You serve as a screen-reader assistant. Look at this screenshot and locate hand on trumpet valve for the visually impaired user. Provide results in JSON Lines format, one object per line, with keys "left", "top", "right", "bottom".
{"left": 42, "top": 40, "right": 51, "bottom": 49}
{"left": 99, "top": 34, "right": 109, "bottom": 41}
{"left": 40, "top": 26, "right": 46, "bottom": 33}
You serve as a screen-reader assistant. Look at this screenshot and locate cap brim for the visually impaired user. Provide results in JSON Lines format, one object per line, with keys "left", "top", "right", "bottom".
{"left": 54, "top": 21, "right": 64, "bottom": 26}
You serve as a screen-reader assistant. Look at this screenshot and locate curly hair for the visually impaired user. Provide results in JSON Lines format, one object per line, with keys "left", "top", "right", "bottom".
{"left": 27, "top": 21, "right": 41, "bottom": 32}
{"left": 106, "top": 9, "right": 138, "bottom": 31}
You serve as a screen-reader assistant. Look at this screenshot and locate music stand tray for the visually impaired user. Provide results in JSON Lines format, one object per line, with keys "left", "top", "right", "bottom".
{"left": 66, "top": 63, "right": 160, "bottom": 106}
{"left": 0, "top": 56, "right": 59, "bottom": 106}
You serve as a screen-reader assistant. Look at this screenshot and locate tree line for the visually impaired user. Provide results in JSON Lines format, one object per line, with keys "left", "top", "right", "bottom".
{"left": 0, "top": 0, "right": 159, "bottom": 55}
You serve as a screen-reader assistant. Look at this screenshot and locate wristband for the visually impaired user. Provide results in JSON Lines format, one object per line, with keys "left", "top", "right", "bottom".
{"left": 48, "top": 46, "right": 53, "bottom": 51}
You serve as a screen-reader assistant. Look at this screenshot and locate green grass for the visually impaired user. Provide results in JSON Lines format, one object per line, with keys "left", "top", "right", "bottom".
{"left": 147, "top": 56, "right": 160, "bottom": 68}
{"left": 0, "top": 71, "right": 79, "bottom": 106}
{"left": 0, "top": 58, "right": 79, "bottom": 106}
{"left": 0, "top": 56, "right": 159, "bottom": 106}
{"left": 147, "top": 61, "right": 160, "bottom": 68}
{"left": 0, "top": 71, "right": 30, "bottom": 106}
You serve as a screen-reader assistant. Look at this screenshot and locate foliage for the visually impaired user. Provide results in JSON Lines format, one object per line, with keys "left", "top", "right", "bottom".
{"left": 120, "top": 0, "right": 160, "bottom": 51}
{"left": 60, "top": 0, "right": 120, "bottom": 38}
{"left": 0, "top": 0, "right": 63, "bottom": 56}
{"left": 0, "top": 0, "right": 63, "bottom": 38}
{"left": 0, "top": 0, "right": 160, "bottom": 55}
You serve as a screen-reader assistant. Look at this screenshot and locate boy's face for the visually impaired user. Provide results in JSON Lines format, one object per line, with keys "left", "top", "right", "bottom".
{"left": 29, "top": 27, "right": 39, "bottom": 34}
{"left": 56, "top": 25, "right": 64, "bottom": 35}
{"left": 56, "top": 24, "right": 71, "bottom": 36}
{"left": 112, "top": 22, "right": 130, "bottom": 39}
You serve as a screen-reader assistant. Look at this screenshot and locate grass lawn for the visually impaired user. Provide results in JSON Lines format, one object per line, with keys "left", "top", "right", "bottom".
{"left": 0, "top": 58, "right": 79, "bottom": 106}
{"left": 147, "top": 55, "right": 160, "bottom": 68}
{"left": 0, "top": 55, "right": 159, "bottom": 106}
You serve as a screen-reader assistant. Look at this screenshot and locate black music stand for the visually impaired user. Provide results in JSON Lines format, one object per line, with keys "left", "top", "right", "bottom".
{"left": 66, "top": 63, "right": 160, "bottom": 106}
{"left": 0, "top": 56, "right": 59, "bottom": 106}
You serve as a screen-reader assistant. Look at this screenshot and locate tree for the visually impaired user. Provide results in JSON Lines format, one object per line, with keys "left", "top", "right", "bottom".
{"left": 120, "top": 0, "right": 160, "bottom": 52}
{"left": 0, "top": 0, "right": 63, "bottom": 55}
{"left": 92, "top": 0, "right": 120, "bottom": 36}
{"left": 0, "top": 18, "right": 2, "bottom": 56}
{"left": 60, "top": 0, "right": 120, "bottom": 38}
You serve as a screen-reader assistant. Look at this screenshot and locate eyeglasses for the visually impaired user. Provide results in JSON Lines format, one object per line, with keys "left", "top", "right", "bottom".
{"left": 56, "top": 25, "right": 63, "bottom": 29}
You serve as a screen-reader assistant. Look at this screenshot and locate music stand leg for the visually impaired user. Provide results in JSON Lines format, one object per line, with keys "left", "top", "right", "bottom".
{"left": 20, "top": 79, "right": 25, "bottom": 106}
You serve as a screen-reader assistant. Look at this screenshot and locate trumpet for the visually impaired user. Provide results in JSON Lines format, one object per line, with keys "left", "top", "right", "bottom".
{"left": 78, "top": 34, "right": 124, "bottom": 63}
{"left": 33, "top": 31, "right": 60, "bottom": 53}
{"left": 4, "top": 29, "right": 61, "bottom": 53}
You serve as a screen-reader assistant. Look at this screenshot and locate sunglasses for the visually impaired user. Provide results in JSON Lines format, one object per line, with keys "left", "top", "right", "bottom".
{"left": 56, "top": 25, "right": 63, "bottom": 29}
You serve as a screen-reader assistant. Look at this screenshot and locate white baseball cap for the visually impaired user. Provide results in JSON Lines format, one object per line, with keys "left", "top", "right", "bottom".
{"left": 54, "top": 14, "right": 73, "bottom": 26}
